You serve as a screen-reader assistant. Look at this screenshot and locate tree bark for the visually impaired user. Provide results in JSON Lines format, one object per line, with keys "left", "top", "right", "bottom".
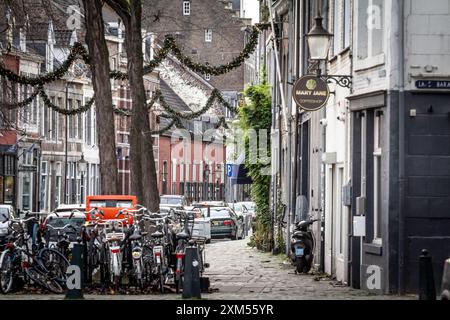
{"left": 123, "top": 0, "right": 160, "bottom": 211}
{"left": 82, "top": 0, "right": 119, "bottom": 195}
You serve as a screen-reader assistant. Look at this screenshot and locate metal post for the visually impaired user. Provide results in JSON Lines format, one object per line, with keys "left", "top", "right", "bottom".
{"left": 419, "top": 249, "right": 436, "bottom": 300}
{"left": 65, "top": 243, "right": 84, "bottom": 299}
{"left": 64, "top": 84, "right": 69, "bottom": 204}
{"left": 182, "top": 242, "right": 201, "bottom": 299}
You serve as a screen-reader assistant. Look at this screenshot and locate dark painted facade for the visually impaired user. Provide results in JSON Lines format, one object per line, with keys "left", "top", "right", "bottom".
{"left": 349, "top": 90, "right": 450, "bottom": 294}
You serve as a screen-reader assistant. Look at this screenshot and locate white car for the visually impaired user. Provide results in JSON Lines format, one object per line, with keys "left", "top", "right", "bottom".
{"left": 43, "top": 204, "right": 86, "bottom": 249}
{"left": 184, "top": 206, "right": 211, "bottom": 243}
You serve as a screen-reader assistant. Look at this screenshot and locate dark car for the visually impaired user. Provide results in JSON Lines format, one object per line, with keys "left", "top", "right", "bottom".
{"left": 202, "top": 207, "right": 245, "bottom": 240}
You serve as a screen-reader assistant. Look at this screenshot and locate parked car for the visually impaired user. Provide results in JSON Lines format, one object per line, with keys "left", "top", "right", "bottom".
{"left": 240, "top": 201, "right": 257, "bottom": 232}
{"left": 42, "top": 204, "right": 86, "bottom": 249}
{"left": 188, "top": 207, "right": 211, "bottom": 243}
{"left": 229, "top": 202, "right": 253, "bottom": 235}
{"left": 159, "top": 195, "right": 188, "bottom": 216}
{"left": 0, "top": 205, "right": 18, "bottom": 246}
{"left": 202, "top": 206, "right": 245, "bottom": 240}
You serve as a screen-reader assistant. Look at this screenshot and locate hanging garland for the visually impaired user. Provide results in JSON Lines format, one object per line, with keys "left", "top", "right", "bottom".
{"left": 38, "top": 86, "right": 94, "bottom": 115}
{"left": 1, "top": 87, "right": 40, "bottom": 109}
{"left": 0, "top": 42, "right": 90, "bottom": 86}
{"left": 167, "top": 24, "right": 268, "bottom": 76}
{"left": 0, "top": 24, "right": 269, "bottom": 84}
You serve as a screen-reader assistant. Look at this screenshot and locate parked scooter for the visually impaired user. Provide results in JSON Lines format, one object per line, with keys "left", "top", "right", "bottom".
{"left": 290, "top": 219, "right": 317, "bottom": 274}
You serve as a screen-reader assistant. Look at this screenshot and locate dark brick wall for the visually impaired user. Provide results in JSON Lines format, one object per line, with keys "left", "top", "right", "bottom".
{"left": 142, "top": 0, "right": 246, "bottom": 92}
{"left": 403, "top": 92, "right": 450, "bottom": 293}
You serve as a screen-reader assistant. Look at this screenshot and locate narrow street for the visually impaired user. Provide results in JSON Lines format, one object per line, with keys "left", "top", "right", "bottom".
{"left": 0, "top": 237, "right": 415, "bottom": 300}
{"left": 203, "top": 238, "right": 414, "bottom": 300}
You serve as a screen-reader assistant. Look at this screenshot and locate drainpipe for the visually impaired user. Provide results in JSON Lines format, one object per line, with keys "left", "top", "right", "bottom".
{"left": 398, "top": 0, "right": 406, "bottom": 295}
{"left": 268, "top": 0, "right": 291, "bottom": 255}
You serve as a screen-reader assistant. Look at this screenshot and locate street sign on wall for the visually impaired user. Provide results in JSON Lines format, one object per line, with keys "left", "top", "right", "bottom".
{"left": 293, "top": 75, "right": 330, "bottom": 111}
{"left": 415, "top": 80, "right": 450, "bottom": 89}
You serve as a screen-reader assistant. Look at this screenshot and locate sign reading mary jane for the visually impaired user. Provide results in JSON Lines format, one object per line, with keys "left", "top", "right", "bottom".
{"left": 293, "top": 75, "right": 330, "bottom": 111}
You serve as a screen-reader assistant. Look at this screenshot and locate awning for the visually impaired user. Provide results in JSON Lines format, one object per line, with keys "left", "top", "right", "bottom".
{"left": 229, "top": 153, "right": 252, "bottom": 185}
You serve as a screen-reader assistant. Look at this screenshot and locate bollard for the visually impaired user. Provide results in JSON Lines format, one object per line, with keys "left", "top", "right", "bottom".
{"left": 65, "top": 243, "right": 84, "bottom": 299}
{"left": 419, "top": 249, "right": 436, "bottom": 300}
{"left": 182, "top": 244, "right": 201, "bottom": 299}
{"left": 441, "top": 258, "right": 450, "bottom": 300}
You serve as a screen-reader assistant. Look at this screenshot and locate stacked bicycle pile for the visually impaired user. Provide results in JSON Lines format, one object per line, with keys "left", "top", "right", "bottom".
{"left": 0, "top": 207, "right": 208, "bottom": 294}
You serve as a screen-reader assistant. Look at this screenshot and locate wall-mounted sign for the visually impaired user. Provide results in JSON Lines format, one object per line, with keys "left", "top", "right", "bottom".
{"left": 18, "top": 165, "right": 37, "bottom": 172}
{"left": 416, "top": 80, "right": 450, "bottom": 89}
{"left": 293, "top": 75, "right": 330, "bottom": 111}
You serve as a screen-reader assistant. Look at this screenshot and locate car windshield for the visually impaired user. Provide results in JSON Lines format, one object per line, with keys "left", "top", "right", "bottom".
{"left": 232, "top": 204, "right": 243, "bottom": 211}
{"left": 89, "top": 200, "right": 133, "bottom": 208}
{"left": 243, "top": 202, "right": 255, "bottom": 211}
{"left": 0, "top": 208, "right": 10, "bottom": 222}
{"left": 47, "top": 217, "right": 85, "bottom": 230}
{"left": 160, "top": 198, "right": 182, "bottom": 205}
{"left": 207, "top": 208, "right": 232, "bottom": 218}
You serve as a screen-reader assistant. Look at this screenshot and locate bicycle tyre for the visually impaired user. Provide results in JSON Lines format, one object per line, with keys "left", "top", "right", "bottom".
{"left": 0, "top": 250, "right": 14, "bottom": 294}
{"left": 25, "top": 267, "right": 63, "bottom": 294}
{"left": 37, "top": 248, "right": 70, "bottom": 283}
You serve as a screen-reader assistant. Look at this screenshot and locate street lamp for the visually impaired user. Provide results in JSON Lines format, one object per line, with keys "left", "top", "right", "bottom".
{"left": 78, "top": 154, "right": 88, "bottom": 204}
{"left": 306, "top": 14, "right": 333, "bottom": 61}
{"left": 305, "top": 12, "right": 352, "bottom": 88}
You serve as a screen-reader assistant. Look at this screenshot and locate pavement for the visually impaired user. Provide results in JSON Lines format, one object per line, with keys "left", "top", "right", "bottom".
{"left": 0, "top": 235, "right": 415, "bottom": 300}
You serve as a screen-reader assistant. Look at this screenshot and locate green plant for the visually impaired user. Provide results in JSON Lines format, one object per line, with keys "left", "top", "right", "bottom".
{"left": 239, "top": 67, "right": 273, "bottom": 252}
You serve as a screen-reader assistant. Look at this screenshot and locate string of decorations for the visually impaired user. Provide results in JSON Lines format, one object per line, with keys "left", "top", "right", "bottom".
{"left": 0, "top": 42, "right": 90, "bottom": 86}
{"left": 167, "top": 24, "right": 269, "bottom": 76}
{"left": 1, "top": 88, "right": 40, "bottom": 109}
{"left": 38, "top": 85, "right": 95, "bottom": 115}
{"left": 0, "top": 24, "right": 269, "bottom": 86}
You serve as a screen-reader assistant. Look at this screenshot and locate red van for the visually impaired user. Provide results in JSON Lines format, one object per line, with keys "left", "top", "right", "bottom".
{"left": 85, "top": 195, "right": 137, "bottom": 224}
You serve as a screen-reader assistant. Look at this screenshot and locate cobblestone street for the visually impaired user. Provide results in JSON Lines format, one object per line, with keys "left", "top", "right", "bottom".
{"left": 0, "top": 236, "right": 415, "bottom": 300}
{"left": 202, "top": 238, "right": 414, "bottom": 300}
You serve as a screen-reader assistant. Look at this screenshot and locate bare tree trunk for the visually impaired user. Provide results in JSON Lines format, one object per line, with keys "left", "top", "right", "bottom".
{"left": 82, "top": 0, "right": 119, "bottom": 195}
{"left": 123, "top": 0, "right": 160, "bottom": 211}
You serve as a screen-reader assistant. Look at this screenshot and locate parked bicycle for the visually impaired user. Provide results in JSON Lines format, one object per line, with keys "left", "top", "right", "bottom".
{"left": 0, "top": 215, "right": 69, "bottom": 294}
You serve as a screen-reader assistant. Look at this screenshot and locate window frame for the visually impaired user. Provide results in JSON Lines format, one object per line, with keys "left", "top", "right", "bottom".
{"left": 183, "top": 1, "right": 191, "bottom": 16}
{"left": 204, "top": 29, "right": 212, "bottom": 42}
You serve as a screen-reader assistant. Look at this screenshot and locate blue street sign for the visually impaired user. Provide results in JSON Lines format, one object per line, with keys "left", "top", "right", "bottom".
{"left": 226, "top": 164, "right": 233, "bottom": 177}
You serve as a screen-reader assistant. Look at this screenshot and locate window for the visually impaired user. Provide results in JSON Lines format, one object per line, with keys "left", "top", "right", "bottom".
{"left": 77, "top": 100, "right": 83, "bottom": 140}
{"left": 373, "top": 110, "right": 382, "bottom": 242}
{"left": 333, "top": 0, "right": 341, "bottom": 55}
{"left": 68, "top": 99, "right": 74, "bottom": 138}
{"left": 183, "top": 1, "right": 190, "bottom": 15}
{"left": 40, "top": 162, "right": 47, "bottom": 211}
{"left": 356, "top": 0, "right": 383, "bottom": 60}
{"left": 55, "top": 162, "right": 61, "bottom": 208}
{"left": 343, "top": 0, "right": 351, "bottom": 49}
{"left": 204, "top": 29, "right": 212, "bottom": 42}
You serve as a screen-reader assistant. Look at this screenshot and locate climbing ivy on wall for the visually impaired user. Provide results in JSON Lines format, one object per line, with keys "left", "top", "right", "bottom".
{"left": 238, "top": 68, "right": 273, "bottom": 252}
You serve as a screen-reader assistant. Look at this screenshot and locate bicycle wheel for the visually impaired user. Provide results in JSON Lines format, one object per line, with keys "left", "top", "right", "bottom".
{"left": 0, "top": 250, "right": 14, "bottom": 294}
{"left": 37, "top": 248, "right": 70, "bottom": 283}
{"left": 25, "top": 267, "right": 63, "bottom": 294}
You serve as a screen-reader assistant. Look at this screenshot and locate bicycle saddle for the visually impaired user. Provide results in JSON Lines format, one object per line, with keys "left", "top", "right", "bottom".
{"left": 151, "top": 231, "right": 164, "bottom": 238}
{"left": 176, "top": 231, "right": 189, "bottom": 240}
{"left": 129, "top": 233, "right": 142, "bottom": 240}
